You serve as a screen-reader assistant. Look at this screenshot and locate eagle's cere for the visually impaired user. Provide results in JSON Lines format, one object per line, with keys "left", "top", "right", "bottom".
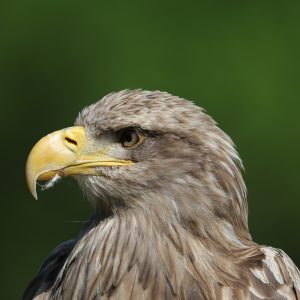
{"left": 24, "top": 90, "right": 300, "bottom": 300}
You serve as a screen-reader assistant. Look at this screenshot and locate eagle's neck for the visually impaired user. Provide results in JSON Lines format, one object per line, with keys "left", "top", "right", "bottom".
{"left": 52, "top": 208, "right": 261, "bottom": 299}
{"left": 112, "top": 173, "right": 252, "bottom": 246}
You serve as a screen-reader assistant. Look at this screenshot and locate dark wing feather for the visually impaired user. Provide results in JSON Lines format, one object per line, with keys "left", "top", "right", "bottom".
{"left": 22, "top": 239, "right": 75, "bottom": 300}
{"left": 22, "top": 215, "right": 99, "bottom": 300}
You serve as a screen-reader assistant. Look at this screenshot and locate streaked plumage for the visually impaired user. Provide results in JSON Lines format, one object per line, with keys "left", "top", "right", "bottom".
{"left": 24, "top": 90, "right": 300, "bottom": 299}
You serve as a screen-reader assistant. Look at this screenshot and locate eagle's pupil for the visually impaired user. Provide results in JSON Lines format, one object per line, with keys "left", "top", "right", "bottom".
{"left": 125, "top": 133, "right": 133, "bottom": 142}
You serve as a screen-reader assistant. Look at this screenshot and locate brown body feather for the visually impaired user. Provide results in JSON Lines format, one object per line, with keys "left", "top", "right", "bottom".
{"left": 23, "top": 90, "right": 300, "bottom": 299}
{"left": 24, "top": 212, "right": 300, "bottom": 299}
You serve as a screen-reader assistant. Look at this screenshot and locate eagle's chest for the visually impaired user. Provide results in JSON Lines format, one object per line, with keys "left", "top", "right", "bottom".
{"left": 48, "top": 221, "right": 238, "bottom": 300}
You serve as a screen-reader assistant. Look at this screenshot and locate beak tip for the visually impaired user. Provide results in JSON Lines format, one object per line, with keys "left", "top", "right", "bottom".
{"left": 26, "top": 170, "right": 38, "bottom": 200}
{"left": 28, "top": 183, "right": 38, "bottom": 200}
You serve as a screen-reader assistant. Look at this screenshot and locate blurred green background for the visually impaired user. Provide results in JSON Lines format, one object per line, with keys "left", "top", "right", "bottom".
{"left": 1, "top": 1, "right": 299, "bottom": 298}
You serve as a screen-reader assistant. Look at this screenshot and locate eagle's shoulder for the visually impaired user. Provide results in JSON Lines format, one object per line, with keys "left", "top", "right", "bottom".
{"left": 23, "top": 220, "right": 300, "bottom": 300}
{"left": 246, "top": 246, "right": 300, "bottom": 299}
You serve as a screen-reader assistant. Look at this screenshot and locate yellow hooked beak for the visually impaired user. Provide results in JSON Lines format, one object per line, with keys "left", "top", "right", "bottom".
{"left": 26, "top": 126, "right": 133, "bottom": 199}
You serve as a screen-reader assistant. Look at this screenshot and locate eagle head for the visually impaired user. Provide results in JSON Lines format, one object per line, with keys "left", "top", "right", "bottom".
{"left": 26, "top": 90, "right": 249, "bottom": 242}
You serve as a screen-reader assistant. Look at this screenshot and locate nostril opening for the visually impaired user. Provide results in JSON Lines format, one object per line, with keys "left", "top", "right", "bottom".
{"left": 65, "top": 137, "right": 77, "bottom": 146}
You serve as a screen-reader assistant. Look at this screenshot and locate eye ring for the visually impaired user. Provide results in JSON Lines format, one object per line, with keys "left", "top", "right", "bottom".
{"left": 120, "top": 129, "right": 144, "bottom": 148}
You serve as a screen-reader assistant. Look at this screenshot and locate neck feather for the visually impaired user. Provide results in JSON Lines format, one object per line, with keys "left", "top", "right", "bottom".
{"left": 51, "top": 209, "right": 261, "bottom": 299}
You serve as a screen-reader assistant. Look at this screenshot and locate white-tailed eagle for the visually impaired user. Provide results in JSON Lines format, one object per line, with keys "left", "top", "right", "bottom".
{"left": 24, "top": 90, "right": 300, "bottom": 299}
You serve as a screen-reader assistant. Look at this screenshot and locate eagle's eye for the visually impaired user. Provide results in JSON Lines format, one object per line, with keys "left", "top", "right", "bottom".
{"left": 120, "top": 129, "right": 144, "bottom": 148}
